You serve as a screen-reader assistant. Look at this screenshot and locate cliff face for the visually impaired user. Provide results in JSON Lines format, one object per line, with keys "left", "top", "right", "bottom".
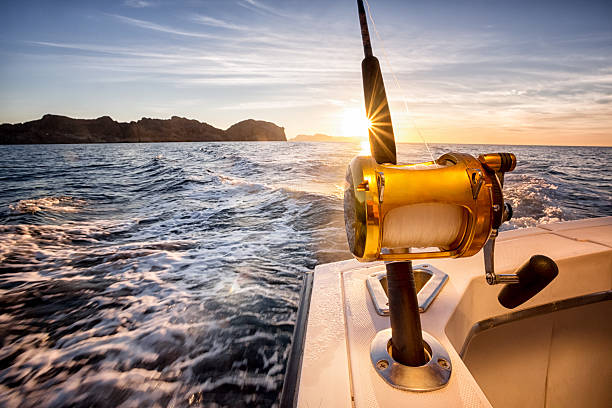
{"left": 127, "top": 116, "right": 226, "bottom": 143}
{"left": 0, "top": 115, "right": 286, "bottom": 144}
{"left": 225, "top": 119, "right": 286, "bottom": 142}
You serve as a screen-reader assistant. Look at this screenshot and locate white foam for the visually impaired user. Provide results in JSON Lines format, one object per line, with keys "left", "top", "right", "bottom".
{"left": 8, "top": 196, "right": 86, "bottom": 214}
{"left": 504, "top": 174, "right": 566, "bottom": 229}
{"left": 0, "top": 214, "right": 294, "bottom": 407}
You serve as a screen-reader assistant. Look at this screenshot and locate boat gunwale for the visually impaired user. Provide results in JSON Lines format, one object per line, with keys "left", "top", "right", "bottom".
{"left": 280, "top": 270, "right": 315, "bottom": 408}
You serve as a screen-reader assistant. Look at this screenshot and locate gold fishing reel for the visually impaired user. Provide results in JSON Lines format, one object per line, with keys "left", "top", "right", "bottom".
{"left": 344, "top": 152, "right": 516, "bottom": 262}
{"left": 346, "top": 0, "right": 557, "bottom": 311}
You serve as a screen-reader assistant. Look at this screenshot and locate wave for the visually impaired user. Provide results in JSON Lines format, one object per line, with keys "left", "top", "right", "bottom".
{"left": 504, "top": 174, "right": 566, "bottom": 229}
{"left": 0, "top": 216, "right": 306, "bottom": 407}
{"left": 8, "top": 196, "right": 87, "bottom": 214}
{"left": 0, "top": 219, "right": 292, "bottom": 407}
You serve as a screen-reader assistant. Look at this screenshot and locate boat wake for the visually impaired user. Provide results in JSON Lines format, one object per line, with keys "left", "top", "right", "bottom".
{"left": 504, "top": 174, "right": 565, "bottom": 228}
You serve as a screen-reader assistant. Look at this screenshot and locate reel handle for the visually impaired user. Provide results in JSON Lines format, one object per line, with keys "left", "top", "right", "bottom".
{"left": 484, "top": 226, "right": 559, "bottom": 309}
{"left": 497, "top": 255, "right": 559, "bottom": 309}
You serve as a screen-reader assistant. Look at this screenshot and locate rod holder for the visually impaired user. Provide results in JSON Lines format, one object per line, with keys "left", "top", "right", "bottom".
{"left": 371, "top": 262, "right": 452, "bottom": 390}
{"left": 385, "top": 261, "right": 427, "bottom": 366}
{"left": 370, "top": 329, "right": 452, "bottom": 391}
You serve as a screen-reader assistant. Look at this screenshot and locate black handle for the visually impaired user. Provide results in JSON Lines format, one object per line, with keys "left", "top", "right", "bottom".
{"left": 498, "top": 255, "right": 559, "bottom": 309}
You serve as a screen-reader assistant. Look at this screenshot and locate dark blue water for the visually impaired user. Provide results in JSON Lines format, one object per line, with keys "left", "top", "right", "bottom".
{"left": 0, "top": 142, "right": 610, "bottom": 407}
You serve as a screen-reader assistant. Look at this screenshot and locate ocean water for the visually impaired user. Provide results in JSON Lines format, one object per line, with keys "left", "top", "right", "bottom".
{"left": 0, "top": 142, "right": 610, "bottom": 407}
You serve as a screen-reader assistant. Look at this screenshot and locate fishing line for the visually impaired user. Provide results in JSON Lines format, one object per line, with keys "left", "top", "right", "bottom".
{"left": 363, "top": 0, "right": 438, "bottom": 166}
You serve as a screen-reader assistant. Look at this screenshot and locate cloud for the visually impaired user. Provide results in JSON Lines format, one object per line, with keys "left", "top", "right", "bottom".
{"left": 110, "top": 14, "right": 215, "bottom": 38}
{"left": 107, "top": 13, "right": 312, "bottom": 48}
{"left": 25, "top": 38, "right": 358, "bottom": 88}
{"left": 190, "top": 14, "right": 247, "bottom": 31}
{"left": 237, "top": 0, "right": 296, "bottom": 19}
{"left": 217, "top": 100, "right": 324, "bottom": 110}
{"left": 124, "top": 0, "right": 156, "bottom": 8}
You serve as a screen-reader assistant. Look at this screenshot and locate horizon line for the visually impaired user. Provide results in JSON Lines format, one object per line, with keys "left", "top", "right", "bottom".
{"left": 3, "top": 114, "right": 609, "bottom": 148}
{"left": 289, "top": 139, "right": 612, "bottom": 148}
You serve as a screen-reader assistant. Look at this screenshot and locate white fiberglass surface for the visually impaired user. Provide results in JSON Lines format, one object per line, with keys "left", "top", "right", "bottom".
{"left": 461, "top": 300, "right": 612, "bottom": 408}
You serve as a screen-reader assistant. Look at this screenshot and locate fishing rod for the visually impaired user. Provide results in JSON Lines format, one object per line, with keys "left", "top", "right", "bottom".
{"left": 357, "top": 0, "right": 397, "bottom": 165}
{"left": 346, "top": 0, "right": 559, "bottom": 387}
{"left": 356, "top": 0, "right": 425, "bottom": 367}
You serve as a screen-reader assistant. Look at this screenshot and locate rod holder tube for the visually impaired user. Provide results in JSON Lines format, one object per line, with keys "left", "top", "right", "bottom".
{"left": 385, "top": 261, "right": 427, "bottom": 366}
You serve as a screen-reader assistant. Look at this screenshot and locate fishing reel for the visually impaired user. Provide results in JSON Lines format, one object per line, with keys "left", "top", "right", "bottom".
{"left": 344, "top": 150, "right": 558, "bottom": 308}
{"left": 344, "top": 152, "right": 514, "bottom": 262}
{"left": 345, "top": 0, "right": 557, "bottom": 311}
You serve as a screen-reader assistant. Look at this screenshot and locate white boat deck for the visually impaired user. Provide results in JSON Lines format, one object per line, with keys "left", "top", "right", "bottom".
{"left": 297, "top": 217, "right": 612, "bottom": 408}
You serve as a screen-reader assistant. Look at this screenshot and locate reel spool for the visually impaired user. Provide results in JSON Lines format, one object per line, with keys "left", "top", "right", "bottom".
{"left": 344, "top": 152, "right": 515, "bottom": 262}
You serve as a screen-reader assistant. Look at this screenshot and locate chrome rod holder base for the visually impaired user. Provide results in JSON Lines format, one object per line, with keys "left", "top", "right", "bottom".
{"left": 370, "top": 329, "right": 452, "bottom": 392}
{"left": 367, "top": 264, "right": 448, "bottom": 315}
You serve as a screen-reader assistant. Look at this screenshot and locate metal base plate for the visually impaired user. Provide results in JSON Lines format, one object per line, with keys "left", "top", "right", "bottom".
{"left": 370, "top": 329, "right": 452, "bottom": 392}
{"left": 366, "top": 264, "right": 448, "bottom": 315}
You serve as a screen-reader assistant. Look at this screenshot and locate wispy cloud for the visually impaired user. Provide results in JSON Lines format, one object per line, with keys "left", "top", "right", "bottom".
{"left": 218, "top": 100, "right": 325, "bottom": 110}
{"left": 26, "top": 38, "right": 358, "bottom": 88}
{"left": 108, "top": 13, "right": 310, "bottom": 48}
{"left": 237, "top": 0, "right": 296, "bottom": 19}
{"left": 110, "top": 14, "right": 214, "bottom": 38}
{"left": 190, "top": 14, "right": 247, "bottom": 31}
{"left": 124, "top": 0, "right": 156, "bottom": 8}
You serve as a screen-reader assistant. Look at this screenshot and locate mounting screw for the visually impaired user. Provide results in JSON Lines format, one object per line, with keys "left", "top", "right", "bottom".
{"left": 376, "top": 360, "right": 389, "bottom": 370}
{"left": 437, "top": 358, "right": 450, "bottom": 370}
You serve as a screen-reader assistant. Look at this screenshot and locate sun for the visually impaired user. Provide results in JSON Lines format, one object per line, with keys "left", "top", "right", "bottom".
{"left": 359, "top": 139, "right": 371, "bottom": 156}
{"left": 341, "top": 108, "right": 371, "bottom": 138}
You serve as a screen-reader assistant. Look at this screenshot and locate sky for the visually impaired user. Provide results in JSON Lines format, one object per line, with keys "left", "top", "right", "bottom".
{"left": 0, "top": 0, "right": 611, "bottom": 146}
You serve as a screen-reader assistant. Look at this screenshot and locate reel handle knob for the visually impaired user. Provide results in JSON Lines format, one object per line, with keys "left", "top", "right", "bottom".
{"left": 498, "top": 255, "right": 559, "bottom": 309}
{"left": 478, "top": 153, "right": 517, "bottom": 173}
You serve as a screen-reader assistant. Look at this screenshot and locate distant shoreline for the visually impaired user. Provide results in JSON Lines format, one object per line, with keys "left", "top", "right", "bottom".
{"left": 288, "top": 136, "right": 610, "bottom": 148}
{"left": 0, "top": 114, "right": 287, "bottom": 144}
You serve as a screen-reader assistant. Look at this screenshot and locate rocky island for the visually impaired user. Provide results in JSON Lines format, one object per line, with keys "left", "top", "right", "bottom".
{"left": 0, "top": 114, "right": 286, "bottom": 144}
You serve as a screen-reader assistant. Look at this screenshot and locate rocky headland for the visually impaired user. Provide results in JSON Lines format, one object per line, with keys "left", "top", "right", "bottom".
{"left": 0, "top": 115, "right": 286, "bottom": 144}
